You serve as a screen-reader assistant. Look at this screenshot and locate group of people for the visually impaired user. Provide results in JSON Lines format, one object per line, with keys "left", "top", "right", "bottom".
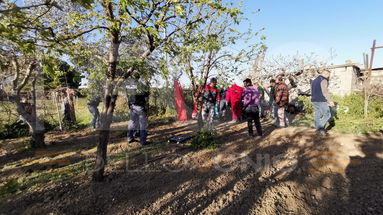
{"left": 198, "top": 75, "right": 291, "bottom": 137}
{"left": 198, "top": 69, "right": 335, "bottom": 137}
{"left": 87, "top": 70, "right": 335, "bottom": 145}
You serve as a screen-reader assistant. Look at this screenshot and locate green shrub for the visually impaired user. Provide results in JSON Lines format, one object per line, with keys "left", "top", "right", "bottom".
{"left": 332, "top": 93, "right": 364, "bottom": 118}
{"left": 0, "top": 179, "right": 21, "bottom": 196}
{"left": 369, "top": 96, "right": 383, "bottom": 118}
{"left": 0, "top": 121, "right": 29, "bottom": 139}
{"left": 298, "top": 96, "right": 313, "bottom": 114}
{"left": 332, "top": 93, "right": 383, "bottom": 119}
{"left": 191, "top": 130, "right": 219, "bottom": 150}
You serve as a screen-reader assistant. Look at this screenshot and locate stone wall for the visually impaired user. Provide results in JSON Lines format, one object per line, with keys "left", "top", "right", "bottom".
{"left": 254, "top": 64, "right": 362, "bottom": 102}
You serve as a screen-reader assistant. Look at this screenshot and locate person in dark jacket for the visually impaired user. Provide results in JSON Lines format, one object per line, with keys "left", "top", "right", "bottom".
{"left": 202, "top": 78, "right": 220, "bottom": 127}
{"left": 219, "top": 88, "right": 228, "bottom": 120}
{"left": 311, "top": 70, "right": 335, "bottom": 136}
{"left": 268, "top": 79, "right": 277, "bottom": 120}
{"left": 256, "top": 82, "right": 266, "bottom": 119}
{"left": 127, "top": 81, "right": 150, "bottom": 145}
{"left": 274, "top": 75, "right": 289, "bottom": 128}
{"left": 242, "top": 79, "right": 263, "bottom": 137}
{"left": 87, "top": 96, "right": 101, "bottom": 129}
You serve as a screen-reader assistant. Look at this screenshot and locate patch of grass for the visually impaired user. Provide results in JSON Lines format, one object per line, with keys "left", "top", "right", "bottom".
{"left": 0, "top": 143, "right": 167, "bottom": 199}
{"left": 75, "top": 98, "right": 92, "bottom": 127}
{"left": 0, "top": 159, "right": 93, "bottom": 199}
{"left": 191, "top": 130, "right": 219, "bottom": 150}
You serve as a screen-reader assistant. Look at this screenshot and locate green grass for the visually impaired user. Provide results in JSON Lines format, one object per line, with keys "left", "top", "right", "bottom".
{"left": 0, "top": 159, "right": 94, "bottom": 198}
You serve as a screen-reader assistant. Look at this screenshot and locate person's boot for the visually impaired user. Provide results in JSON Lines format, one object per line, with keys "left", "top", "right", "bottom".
{"left": 317, "top": 129, "right": 328, "bottom": 137}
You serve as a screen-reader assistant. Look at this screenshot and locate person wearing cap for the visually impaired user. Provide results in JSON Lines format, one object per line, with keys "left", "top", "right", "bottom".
{"left": 226, "top": 82, "right": 243, "bottom": 122}
{"left": 311, "top": 70, "right": 335, "bottom": 136}
{"left": 274, "top": 75, "right": 289, "bottom": 128}
{"left": 202, "top": 78, "right": 220, "bottom": 127}
{"left": 242, "top": 78, "right": 263, "bottom": 137}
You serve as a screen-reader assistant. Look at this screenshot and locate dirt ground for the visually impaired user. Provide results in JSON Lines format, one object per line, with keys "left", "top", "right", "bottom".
{"left": 0, "top": 119, "right": 382, "bottom": 215}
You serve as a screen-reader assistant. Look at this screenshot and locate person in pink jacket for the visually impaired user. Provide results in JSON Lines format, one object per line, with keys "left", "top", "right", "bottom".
{"left": 226, "top": 83, "right": 243, "bottom": 122}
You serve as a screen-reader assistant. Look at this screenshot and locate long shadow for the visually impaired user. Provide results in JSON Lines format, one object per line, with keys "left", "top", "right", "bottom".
{"left": 218, "top": 129, "right": 348, "bottom": 214}
{"left": 0, "top": 126, "right": 290, "bottom": 214}
{"left": 341, "top": 135, "right": 383, "bottom": 214}
{"left": 3, "top": 126, "right": 381, "bottom": 214}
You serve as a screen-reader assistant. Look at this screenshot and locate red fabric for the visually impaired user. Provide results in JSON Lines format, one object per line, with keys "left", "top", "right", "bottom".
{"left": 226, "top": 84, "right": 243, "bottom": 120}
{"left": 226, "top": 84, "right": 243, "bottom": 102}
{"left": 174, "top": 80, "right": 188, "bottom": 121}
{"left": 231, "top": 101, "right": 242, "bottom": 120}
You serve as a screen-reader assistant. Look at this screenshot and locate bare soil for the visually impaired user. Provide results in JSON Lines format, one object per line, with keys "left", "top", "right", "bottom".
{"left": 0, "top": 119, "right": 382, "bottom": 215}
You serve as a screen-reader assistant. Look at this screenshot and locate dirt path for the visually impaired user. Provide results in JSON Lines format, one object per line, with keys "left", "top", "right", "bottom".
{"left": 0, "top": 119, "right": 382, "bottom": 215}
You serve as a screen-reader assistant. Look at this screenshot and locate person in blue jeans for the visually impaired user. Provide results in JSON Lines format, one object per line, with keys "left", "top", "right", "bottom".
{"left": 311, "top": 70, "right": 335, "bottom": 136}
{"left": 87, "top": 96, "right": 101, "bottom": 129}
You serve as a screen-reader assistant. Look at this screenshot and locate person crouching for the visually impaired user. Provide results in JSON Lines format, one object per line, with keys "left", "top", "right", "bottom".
{"left": 242, "top": 79, "right": 263, "bottom": 137}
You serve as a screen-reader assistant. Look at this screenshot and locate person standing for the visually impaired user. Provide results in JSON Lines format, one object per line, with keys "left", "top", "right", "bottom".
{"left": 127, "top": 80, "right": 150, "bottom": 145}
{"left": 255, "top": 81, "right": 266, "bottom": 119}
{"left": 202, "top": 78, "right": 220, "bottom": 127}
{"left": 226, "top": 82, "right": 243, "bottom": 122}
{"left": 274, "top": 75, "right": 289, "bottom": 128}
{"left": 219, "top": 87, "right": 228, "bottom": 120}
{"left": 87, "top": 96, "right": 101, "bottom": 129}
{"left": 242, "top": 79, "right": 263, "bottom": 137}
{"left": 311, "top": 70, "right": 334, "bottom": 136}
{"left": 268, "top": 79, "right": 277, "bottom": 120}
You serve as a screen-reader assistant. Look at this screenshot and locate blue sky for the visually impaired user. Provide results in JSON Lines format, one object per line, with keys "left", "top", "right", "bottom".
{"left": 241, "top": 0, "right": 383, "bottom": 67}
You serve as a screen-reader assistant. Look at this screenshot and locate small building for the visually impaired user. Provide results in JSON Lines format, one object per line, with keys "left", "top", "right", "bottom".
{"left": 367, "top": 67, "right": 383, "bottom": 85}
{"left": 327, "top": 63, "right": 363, "bottom": 96}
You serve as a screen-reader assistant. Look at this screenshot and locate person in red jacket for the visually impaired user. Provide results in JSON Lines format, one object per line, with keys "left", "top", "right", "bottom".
{"left": 226, "top": 82, "right": 243, "bottom": 122}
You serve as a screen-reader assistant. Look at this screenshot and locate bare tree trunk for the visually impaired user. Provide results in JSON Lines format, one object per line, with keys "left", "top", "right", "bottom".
{"left": 30, "top": 74, "right": 45, "bottom": 148}
{"left": 15, "top": 74, "right": 46, "bottom": 148}
{"left": 92, "top": 24, "right": 120, "bottom": 181}
{"left": 30, "top": 130, "right": 45, "bottom": 148}
{"left": 93, "top": 91, "right": 117, "bottom": 181}
{"left": 68, "top": 94, "right": 76, "bottom": 124}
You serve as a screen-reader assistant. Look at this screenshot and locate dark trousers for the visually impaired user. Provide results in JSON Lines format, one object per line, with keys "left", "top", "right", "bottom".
{"left": 245, "top": 106, "right": 263, "bottom": 136}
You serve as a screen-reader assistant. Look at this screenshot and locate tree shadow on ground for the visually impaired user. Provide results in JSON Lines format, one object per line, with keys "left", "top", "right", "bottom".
{"left": 340, "top": 135, "right": 383, "bottom": 214}
{"left": 1, "top": 121, "right": 382, "bottom": 215}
